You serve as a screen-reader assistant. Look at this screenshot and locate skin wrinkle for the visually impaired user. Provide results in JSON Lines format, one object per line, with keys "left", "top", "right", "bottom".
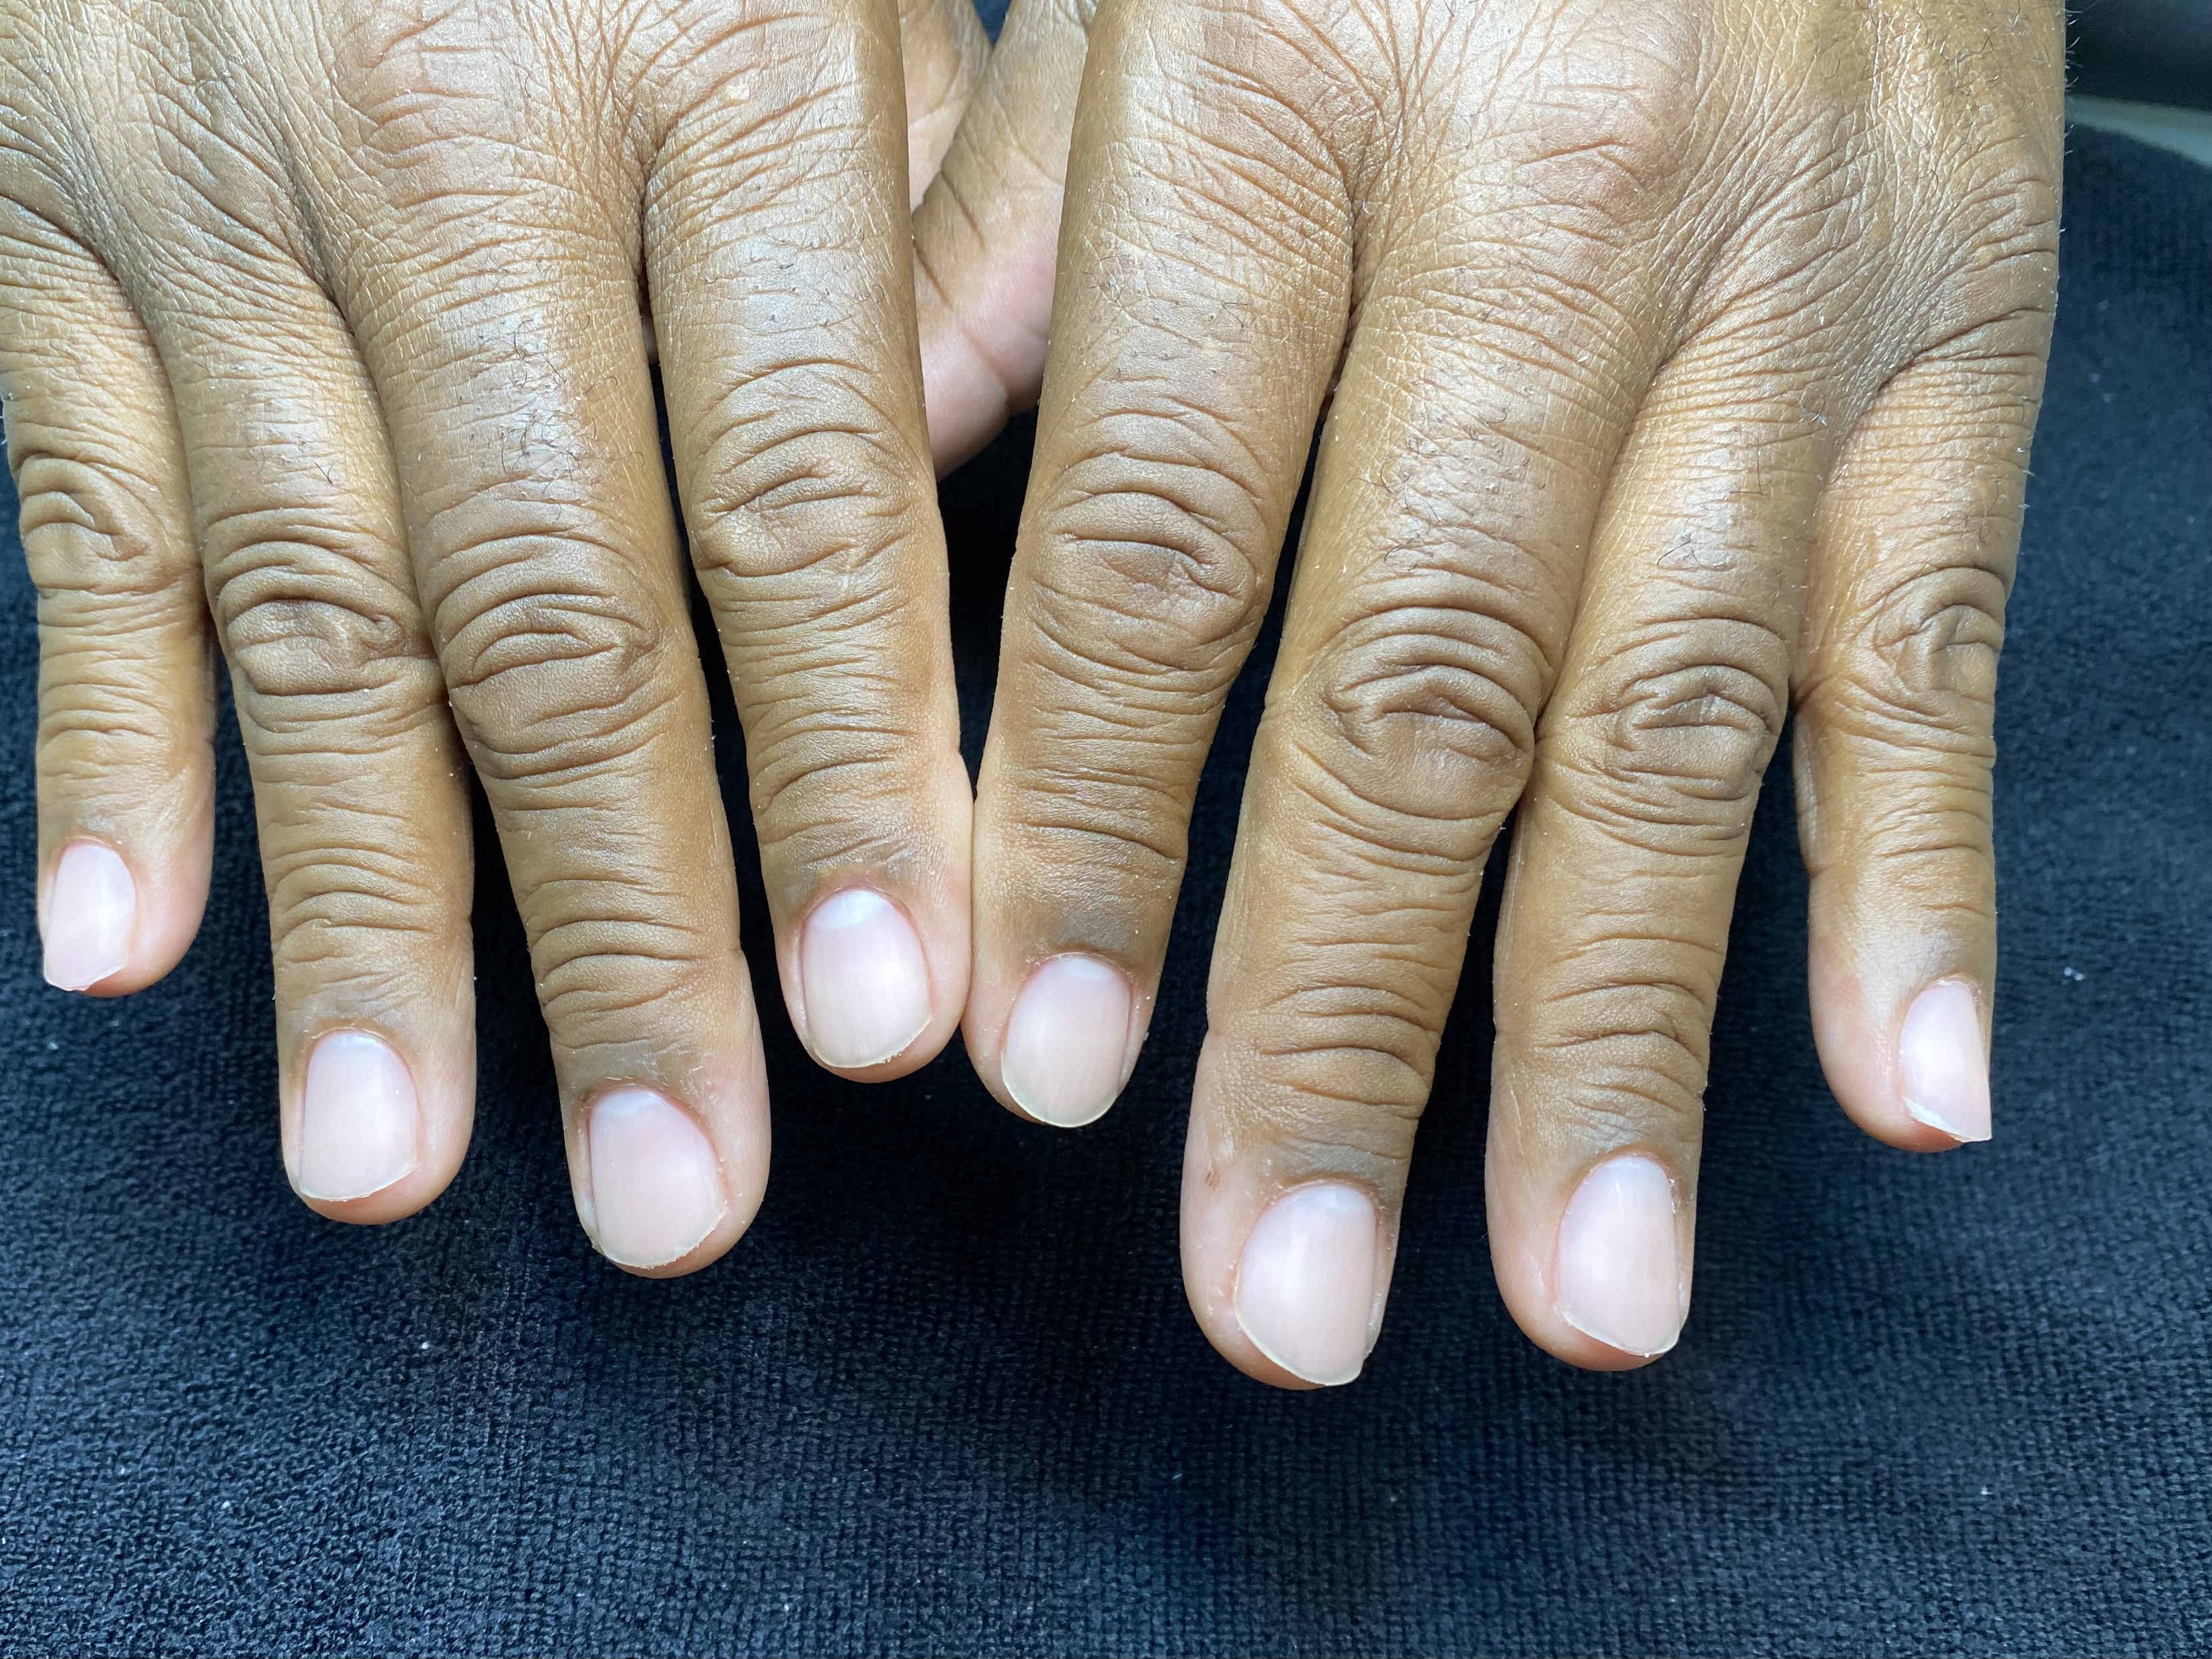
{"left": 931, "top": 0, "right": 2060, "bottom": 1381}
{"left": 3, "top": 0, "right": 2063, "bottom": 1345}
{"left": 1, "top": 0, "right": 992, "bottom": 1258}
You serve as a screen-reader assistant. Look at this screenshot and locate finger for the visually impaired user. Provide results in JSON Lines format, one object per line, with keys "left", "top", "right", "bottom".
{"left": 965, "top": 0, "right": 1353, "bottom": 1130}
{"left": 900, "top": 0, "right": 989, "bottom": 205}
{"left": 1484, "top": 345, "right": 1841, "bottom": 1371}
{"left": 1796, "top": 319, "right": 2052, "bottom": 1151}
{"left": 329, "top": 17, "right": 764, "bottom": 1275}
{"left": 1172, "top": 257, "right": 1675, "bottom": 1385}
{"left": 0, "top": 206, "right": 213, "bottom": 997}
{"left": 912, "top": 0, "right": 1090, "bottom": 471}
{"left": 647, "top": 0, "right": 972, "bottom": 1081}
{"left": 130, "top": 233, "right": 479, "bottom": 1225}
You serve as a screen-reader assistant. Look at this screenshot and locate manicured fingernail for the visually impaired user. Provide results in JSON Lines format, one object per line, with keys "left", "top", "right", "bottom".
{"left": 296, "top": 1030, "right": 420, "bottom": 1201}
{"left": 41, "top": 840, "right": 135, "bottom": 992}
{"left": 800, "top": 888, "right": 932, "bottom": 1068}
{"left": 1234, "top": 1183, "right": 1381, "bottom": 1386}
{"left": 1900, "top": 978, "right": 1991, "bottom": 1143}
{"left": 1556, "top": 1155, "right": 1687, "bottom": 1358}
{"left": 585, "top": 1088, "right": 727, "bottom": 1269}
{"left": 1000, "top": 954, "right": 1134, "bottom": 1127}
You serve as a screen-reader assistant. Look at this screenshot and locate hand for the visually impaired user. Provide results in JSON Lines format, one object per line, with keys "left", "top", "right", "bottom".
{"left": 945, "top": 0, "right": 2062, "bottom": 1380}
{"left": 0, "top": 0, "right": 984, "bottom": 1270}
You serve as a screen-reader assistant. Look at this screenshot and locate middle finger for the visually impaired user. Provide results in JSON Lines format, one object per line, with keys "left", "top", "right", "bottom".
{"left": 321, "top": 9, "right": 763, "bottom": 1275}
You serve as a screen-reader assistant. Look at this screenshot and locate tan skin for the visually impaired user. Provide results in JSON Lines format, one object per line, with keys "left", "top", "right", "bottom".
{"left": 0, "top": 0, "right": 987, "bottom": 1271}
{"left": 4, "top": 0, "right": 2061, "bottom": 1382}
{"left": 922, "top": 0, "right": 2062, "bottom": 1384}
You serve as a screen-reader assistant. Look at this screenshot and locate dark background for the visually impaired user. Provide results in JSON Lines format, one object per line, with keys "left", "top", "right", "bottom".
{"left": 0, "top": 66, "right": 2207, "bottom": 1659}
{"left": 2070, "top": 0, "right": 2212, "bottom": 111}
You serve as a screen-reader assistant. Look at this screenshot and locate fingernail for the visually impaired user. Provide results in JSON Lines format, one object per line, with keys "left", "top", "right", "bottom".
{"left": 41, "top": 840, "right": 135, "bottom": 992}
{"left": 1556, "top": 1155, "right": 1687, "bottom": 1358}
{"left": 296, "top": 1030, "right": 420, "bottom": 1201}
{"left": 585, "top": 1088, "right": 727, "bottom": 1269}
{"left": 1900, "top": 978, "right": 1991, "bottom": 1143}
{"left": 1234, "top": 1183, "right": 1381, "bottom": 1386}
{"left": 1000, "top": 954, "right": 1134, "bottom": 1127}
{"left": 799, "top": 888, "right": 932, "bottom": 1068}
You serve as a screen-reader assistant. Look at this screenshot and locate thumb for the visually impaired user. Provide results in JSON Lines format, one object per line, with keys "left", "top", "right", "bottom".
{"left": 901, "top": 0, "right": 990, "bottom": 206}
{"left": 914, "top": 0, "right": 1090, "bottom": 473}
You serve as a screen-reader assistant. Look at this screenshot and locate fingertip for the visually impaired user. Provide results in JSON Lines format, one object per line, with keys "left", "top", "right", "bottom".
{"left": 997, "top": 953, "right": 1137, "bottom": 1128}
{"left": 579, "top": 1087, "right": 734, "bottom": 1273}
{"left": 569, "top": 1039, "right": 771, "bottom": 1279}
{"left": 38, "top": 828, "right": 209, "bottom": 998}
{"left": 1552, "top": 1155, "right": 1687, "bottom": 1362}
{"left": 1485, "top": 1143, "right": 1692, "bottom": 1372}
{"left": 286, "top": 1026, "right": 474, "bottom": 1227}
{"left": 918, "top": 288, "right": 1018, "bottom": 477}
{"left": 1810, "top": 941, "right": 1993, "bottom": 1153}
{"left": 1899, "top": 978, "right": 1992, "bottom": 1143}
{"left": 1230, "top": 1183, "right": 1380, "bottom": 1388}
{"left": 794, "top": 887, "right": 938, "bottom": 1075}
{"left": 1178, "top": 1077, "right": 1393, "bottom": 1392}
{"left": 40, "top": 839, "right": 134, "bottom": 993}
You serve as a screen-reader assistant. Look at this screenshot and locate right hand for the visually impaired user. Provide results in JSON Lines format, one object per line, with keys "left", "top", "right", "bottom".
{"left": 923, "top": 0, "right": 2059, "bottom": 1386}
{"left": 0, "top": 0, "right": 985, "bottom": 1271}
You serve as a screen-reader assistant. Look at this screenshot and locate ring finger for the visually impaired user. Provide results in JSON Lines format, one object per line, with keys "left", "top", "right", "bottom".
{"left": 1484, "top": 328, "right": 1846, "bottom": 1366}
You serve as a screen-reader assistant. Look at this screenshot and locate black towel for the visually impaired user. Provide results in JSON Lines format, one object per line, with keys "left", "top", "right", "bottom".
{"left": 0, "top": 126, "right": 2205, "bottom": 1656}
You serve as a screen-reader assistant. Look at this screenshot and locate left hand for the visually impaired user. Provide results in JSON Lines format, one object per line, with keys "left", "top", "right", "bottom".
{"left": 1, "top": 0, "right": 987, "bottom": 1268}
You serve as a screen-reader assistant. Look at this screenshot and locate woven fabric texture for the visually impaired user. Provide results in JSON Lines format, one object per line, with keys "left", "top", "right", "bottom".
{"left": 0, "top": 127, "right": 2205, "bottom": 1657}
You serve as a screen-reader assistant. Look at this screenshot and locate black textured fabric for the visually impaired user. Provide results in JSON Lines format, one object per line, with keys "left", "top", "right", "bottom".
{"left": 0, "top": 127, "right": 2206, "bottom": 1658}
{"left": 2071, "top": 0, "right": 2212, "bottom": 110}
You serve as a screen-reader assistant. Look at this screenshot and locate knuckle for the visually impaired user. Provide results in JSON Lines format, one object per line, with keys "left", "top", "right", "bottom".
{"left": 688, "top": 414, "right": 924, "bottom": 591}
{"left": 263, "top": 838, "right": 452, "bottom": 977}
{"left": 1915, "top": 75, "right": 2062, "bottom": 305}
{"left": 1291, "top": 587, "right": 1547, "bottom": 854}
{"left": 1031, "top": 433, "right": 1274, "bottom": 686}
{"left": 1228, "top": 903, "right": 1471, "bottom": 1139}
{"left": 209, "top": 522, "right": 435, "bottom": 714}
{"left": 432, "top": 541, "right": 674, "bottom": 778}
{"left": 1000, "top": 758, "right": 1194, "bottom": 941}
{"left": 1498, "top": 9, "right": 1700, "bottom": 229}
{"left": 1822, "top": 561, "right": 2006, "bottom": 749}
{"left": 35, "top": 672, "right": 196, "bottom": 759}
{"left": 1258, "top": 998, "right": 1441, "bottom": 1106}
{"left": 1517, "top": 970, "right": 1712, "bottom": 1139}
{"left": 15, "top": 451, "right": 190, "bottom": 613}
{"left": 1553, "top": 613, "right": 1789, "bottom": 848}
{"left": 527, "top": 912, "right": 713, "bottom": 1035}
{"left": 1240, "top": 998, "right": 1436, "bottom": 1167}
{"left": 1852, "top": 788, "right": 1995, "bottom": 882}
